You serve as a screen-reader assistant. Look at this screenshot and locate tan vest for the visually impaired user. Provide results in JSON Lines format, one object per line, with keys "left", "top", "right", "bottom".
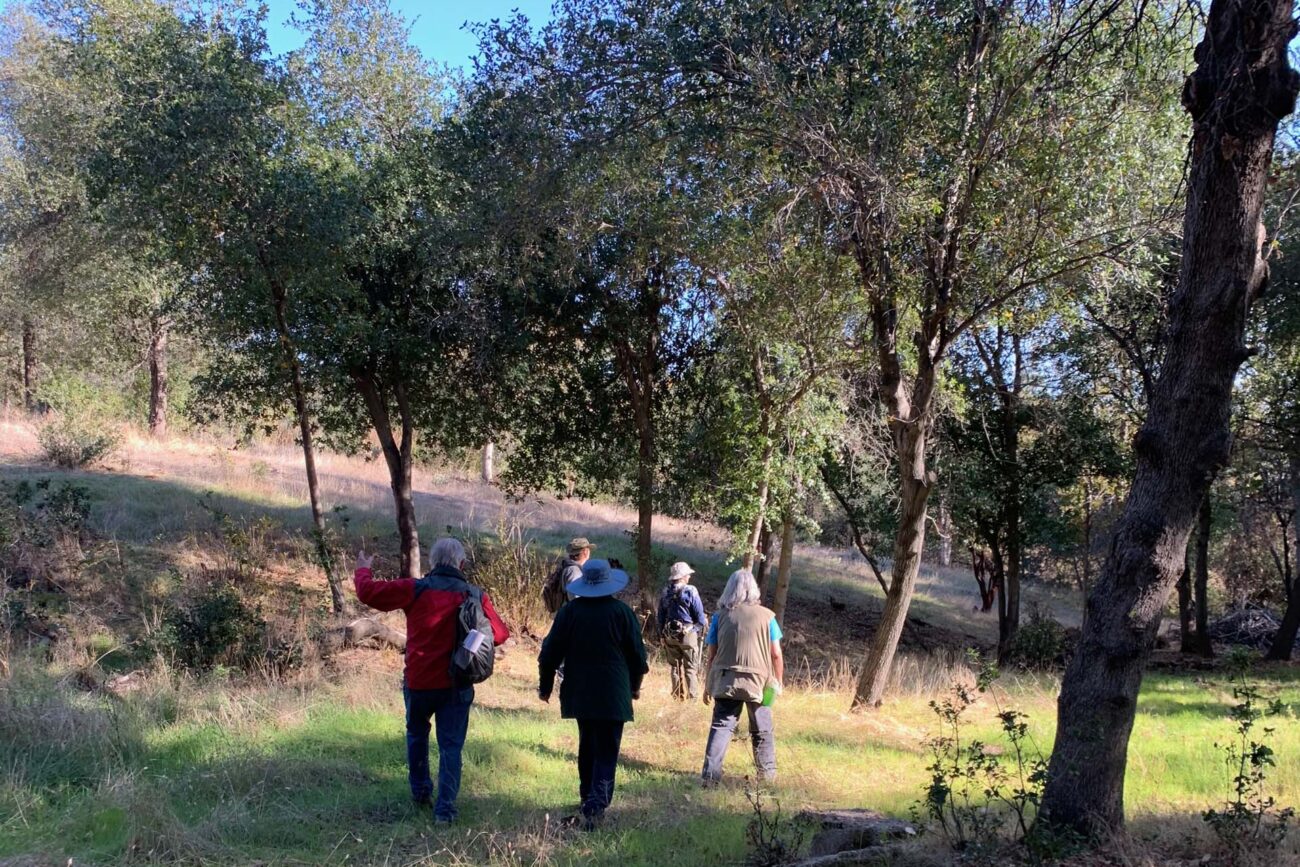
{"left": 709, "top": 604, "right": 775, "bottom": 701}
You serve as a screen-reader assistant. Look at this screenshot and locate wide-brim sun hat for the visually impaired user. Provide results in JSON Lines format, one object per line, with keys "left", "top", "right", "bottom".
{"left": 567, "top": 558, "right": 629, "bottom": 598}
{"left": 668, "top": 561, "right": 694, "bottom": 582}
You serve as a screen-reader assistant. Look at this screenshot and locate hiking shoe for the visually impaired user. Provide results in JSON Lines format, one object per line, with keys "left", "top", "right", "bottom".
{"left": 412, "top": 794, "right": 433, "bottom": 809}
{"left": 581, "top": 812, "right": 605, "bottom": 832}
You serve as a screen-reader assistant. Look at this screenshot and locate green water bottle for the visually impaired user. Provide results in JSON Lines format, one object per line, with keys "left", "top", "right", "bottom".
{"left": 761, "top": 680, "right": 777, "bottom": 707}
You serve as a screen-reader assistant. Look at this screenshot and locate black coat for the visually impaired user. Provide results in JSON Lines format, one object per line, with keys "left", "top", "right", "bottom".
{"left": 538, "top": 596, "right": 649, "bottom": 721}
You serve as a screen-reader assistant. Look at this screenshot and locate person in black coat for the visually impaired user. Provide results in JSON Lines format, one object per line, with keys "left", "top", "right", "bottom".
{"left": 538, "top": 559, "right": 648, "bottom": 830}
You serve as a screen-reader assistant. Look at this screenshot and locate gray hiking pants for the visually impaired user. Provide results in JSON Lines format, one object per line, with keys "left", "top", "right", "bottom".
{"left": 665, "top": 635, "right": 700, "bottom": 700}
{"left": 702, "top": 698, "right": 776, "bottom": 782}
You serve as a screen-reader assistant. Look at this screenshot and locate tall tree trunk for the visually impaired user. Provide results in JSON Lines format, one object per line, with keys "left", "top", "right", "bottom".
{"left": 756, "top": 523, "right": 775, "bottom": 594}
{"left": 852, "top": 427, "right": 931, "bottom": 708}
{"left": 937, "top": 492, "right": 953, "bottom": 567}
{"left": 1190, "top": 494, "right": 1215, "bottom": 657}
{"left": 267, "top": 273, "right": 346, "bottom": 614}
{"left": 614, "top": 335, "right": 658, "bottom": 608}
{"left": 635, "top": 426, "right": 655, "bottom": 606}
{"left": 743, "top": 427, "right": 776, "bottom": 571}
{"left": 1266, "top": 454, "right": 1300, "bottom": 660}
{"left": 356, "top": 375, "right": 421, "bottom": 580}
{"left": 773, "top": 512, "right": 795, "bottom": 625}
{"left": 21, "top": 316, "right": 37, "bottom": 412}
{"left": 1038, "top": 0, "right": 1297, "bottom": 837}
{"left": 481, "top": 441, "right": 495, "bottom": 484}
{"left": 999, "top": 506, "right": 1022, "bottom": 661}
{"left": 1177, "top": 559, "right": 1193, "bottom": 651}
{"left": 147, "top": 316, "right": 169, "bottom": 437}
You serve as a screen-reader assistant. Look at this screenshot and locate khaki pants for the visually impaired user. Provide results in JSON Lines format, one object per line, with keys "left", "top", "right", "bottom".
{"left": 665, "top": 634, "right": 700, "bottom": 700}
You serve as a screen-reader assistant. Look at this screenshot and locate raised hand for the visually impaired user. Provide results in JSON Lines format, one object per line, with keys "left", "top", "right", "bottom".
{"left": 356, "top": 548, "right": 375, "bottom": 571}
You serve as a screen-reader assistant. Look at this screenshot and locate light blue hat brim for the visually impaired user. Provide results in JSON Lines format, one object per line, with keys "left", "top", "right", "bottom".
{"left": 567, "top": 559, "right": 630, "bottom": 598}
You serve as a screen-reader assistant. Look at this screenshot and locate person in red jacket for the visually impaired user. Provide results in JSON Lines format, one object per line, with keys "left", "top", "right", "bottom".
{"left": 354, "top": 537, "right": 510, "bottom": 822}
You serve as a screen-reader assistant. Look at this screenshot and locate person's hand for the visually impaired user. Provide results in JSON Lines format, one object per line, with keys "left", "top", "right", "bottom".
{"left": 538, "top": 690, "right": 550, "bottom": 703}
{"left": 631, "top": 690, "right": 640, "bottom": 701}
{"left": 356, "top": 548, "right": 375, "bottom": 571}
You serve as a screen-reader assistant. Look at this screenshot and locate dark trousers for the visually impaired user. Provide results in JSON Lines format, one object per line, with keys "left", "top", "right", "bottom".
{"left": 576, "top": 719, "right": 625, "bottom": 818}
{"left": 404, "top": 685, "right": 474, "bottom": 820}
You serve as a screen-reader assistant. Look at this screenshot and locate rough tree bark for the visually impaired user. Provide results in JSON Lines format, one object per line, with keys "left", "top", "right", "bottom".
{"left": 21, "top": 316, "right": 37, "bottom": 411}
{"left": 1177, "top": 559, "right": 1193, "bottom": 651}
{"left": 147, "top": 315, "right": 169, "bottom": 437}
{"left": 773, "top": 512, "right": 795, "bottom": 625}
{"left": 481, "top": 441, "right": 495, "bottom": 484}
{"left": 266, "top": 271, "right": 347, "bottom": 614}
{"left": 1038, "top": 0, "right": 1298, "bottom": 836}
{"left": 356, "top": 374, "right": 422, "bottom": 580}
{"left": 1266, "top": 454, "right": 1300, "bottom": 660}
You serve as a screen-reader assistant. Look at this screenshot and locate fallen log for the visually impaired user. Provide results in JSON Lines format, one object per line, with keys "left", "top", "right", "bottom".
{"left": 340, "top": 617, "right": 406, "bottom": 651}
{"left": 796, "top": 809, "right": 917, "bottom": 858}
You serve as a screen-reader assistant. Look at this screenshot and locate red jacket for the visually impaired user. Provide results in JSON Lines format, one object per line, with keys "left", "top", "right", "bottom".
{"left": 354, "top": 565, "right": 510, "bottom": 690}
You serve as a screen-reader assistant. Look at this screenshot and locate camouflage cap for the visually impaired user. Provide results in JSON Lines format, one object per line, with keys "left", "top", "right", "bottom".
{"left": 567, "top": 537, "right": 596, "bottom": 555}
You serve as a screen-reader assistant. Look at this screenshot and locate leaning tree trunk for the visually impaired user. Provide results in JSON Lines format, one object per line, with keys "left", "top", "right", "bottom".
{"left": 1266, "top": 454, "right": 1300, "bottom": 660}
{"left": 773, "top": 512, "right": 795, "bottom": 625}
{"left": 268, "top": 275, "right": 346, "bottom": 614}
{"left": 481, "top": 441, "right": 495, "bottom": 483}
{"left": 21, "top": 316, "right": 37, "bottom": 412}
{"left": 147, "top": 316, "right": 169, "bottom": 437}
{"left": 357, "top": 375, "right": 422, "bottom": 580}
{"left": 1038, "top": 0, "right": 1298, "bottom": 837}
{"left": 852, "top": 423, "right": 932, "bottom": 708}
{"left": 1189, "top": 494, "right": 1215, "bottom": 657}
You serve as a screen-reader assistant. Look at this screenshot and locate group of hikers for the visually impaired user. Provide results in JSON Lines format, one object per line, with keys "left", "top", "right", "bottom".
{"left": 352, "top": 535, "right": 784, "bottom": 831}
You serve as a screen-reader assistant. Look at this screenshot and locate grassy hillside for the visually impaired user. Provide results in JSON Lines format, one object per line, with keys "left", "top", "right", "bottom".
{"left": 1, "top": 422, "right": 1298, "bottom": 866}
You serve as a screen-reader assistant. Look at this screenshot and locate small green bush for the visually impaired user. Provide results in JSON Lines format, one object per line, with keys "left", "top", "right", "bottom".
{"left": 160, "top": 580, "right": 267, "bottom": 674}
{"left": 37, "top": 415, "right": 121, "bottom": 468}
{"left": 1006, "top": 609, "right": 1071, "bottom": 670}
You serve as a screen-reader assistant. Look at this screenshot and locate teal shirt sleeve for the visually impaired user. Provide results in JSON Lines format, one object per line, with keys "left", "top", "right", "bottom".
{"left": 705, "top": 612, "right": 719, "bottom": 646}
{"left": 770, "top": 618, "right": 783, "bottom": 643}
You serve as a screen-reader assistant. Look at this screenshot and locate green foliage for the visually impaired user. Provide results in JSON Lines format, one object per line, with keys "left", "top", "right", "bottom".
{"left": 36, "top": 418, "right": 120, "bottom": 469}
{"left": 158, "top": 577, "right": 267, "bottom": 675}
{"left": 743, "top": 787, "right": 806, "bottom": 867}
{"left": 1203, "top": 650, "right": 1296, "bottom": 859}
{"left": 1005, "top": 609, "right": 1073, "bottom": 671}
{"left": 920, "top": 653, "right": 1049, "bottom": 854}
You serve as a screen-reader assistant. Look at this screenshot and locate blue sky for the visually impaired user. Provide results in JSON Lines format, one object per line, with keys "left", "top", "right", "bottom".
{"left": 261, "top": 1, "right": 555, "bottom": 67}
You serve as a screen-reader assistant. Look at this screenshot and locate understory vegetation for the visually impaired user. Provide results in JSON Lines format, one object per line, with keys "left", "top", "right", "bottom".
{"left": 0, "top": 437, "right": 1296, "bottom": 865}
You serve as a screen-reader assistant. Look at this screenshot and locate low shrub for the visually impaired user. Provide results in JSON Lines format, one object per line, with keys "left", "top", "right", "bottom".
{"left": 918, "top": 651, "right": 1055, "bottom": 859}
{"left": 1006, "top": 609, "right": 1072, "bottom": 670}
{"left": 1203, "top": 649, "right": 1295, "bottom": 863}
{"left": 37, "top": 414, "right": 121, "bottom": 468}
{"left": 159, "top": 578, "right": 268, "bottom": 674}
{"left": 462, "top": 514, "right": 552, "bottom": 634}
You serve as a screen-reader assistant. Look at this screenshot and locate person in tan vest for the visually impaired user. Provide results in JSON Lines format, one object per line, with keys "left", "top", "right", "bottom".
{"left": 700, "top": 568, "right": 784, "bottom": 784}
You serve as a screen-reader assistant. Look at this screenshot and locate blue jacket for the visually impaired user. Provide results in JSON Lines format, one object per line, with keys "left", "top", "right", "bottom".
{"left": 657, "top": 582, "right": 707, "bottom": 632}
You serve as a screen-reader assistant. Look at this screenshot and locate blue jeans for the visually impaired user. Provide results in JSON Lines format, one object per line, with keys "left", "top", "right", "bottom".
{"left": 404, "top": 685, "right": 474, "bottom": 819}
{"left": 702, "top": 699, "right": 775, "bottom": 782}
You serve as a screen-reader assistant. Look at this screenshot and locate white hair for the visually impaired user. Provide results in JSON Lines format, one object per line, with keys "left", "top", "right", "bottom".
{"left": 430, "top": 537, "right": 466, "bottom": 569}
{"left": 718, "top": 568, "right": 761, "bottom": 609}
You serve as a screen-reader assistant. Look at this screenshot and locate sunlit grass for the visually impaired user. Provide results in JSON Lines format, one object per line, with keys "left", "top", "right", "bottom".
{"left": 3, "top": 651, "right": 1298, "bottom": 866}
